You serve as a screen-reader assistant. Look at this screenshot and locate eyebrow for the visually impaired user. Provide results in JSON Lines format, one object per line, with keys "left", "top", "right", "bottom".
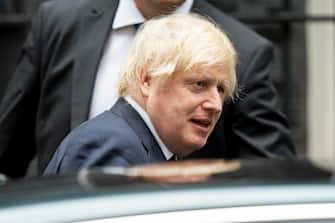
{"left": 186, "top": 74, "right": 226, "bottom": 84}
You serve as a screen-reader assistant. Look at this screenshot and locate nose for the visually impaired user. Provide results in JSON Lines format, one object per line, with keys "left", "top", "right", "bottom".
{"left": 202, "top": 88, "right": 222, "bottom": 114}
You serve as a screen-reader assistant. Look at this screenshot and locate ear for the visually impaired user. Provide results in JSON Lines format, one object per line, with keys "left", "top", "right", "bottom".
{"left": 139, "top": 69, "right": 152, "bottom": 97}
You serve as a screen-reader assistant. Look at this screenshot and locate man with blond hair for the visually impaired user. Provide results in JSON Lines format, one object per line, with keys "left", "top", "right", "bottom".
{"left": 44, "top": 14, "right": 237, "bottom": 174}
{"left": 0, "top": 0, "right": 295, "bottom": 178}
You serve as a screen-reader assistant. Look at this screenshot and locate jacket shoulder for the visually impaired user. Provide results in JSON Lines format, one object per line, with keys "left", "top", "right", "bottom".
{"left": 67, "top": 111, "right": 141, "bottom": 147}
{"left": 194, "top": 0, "right": 272, "bottom": 49}
{"left": 40, "top": 0, "right": 91, "bottom": 17}
{"left": 35, "top": 0, "right": 91, "bottom": 29}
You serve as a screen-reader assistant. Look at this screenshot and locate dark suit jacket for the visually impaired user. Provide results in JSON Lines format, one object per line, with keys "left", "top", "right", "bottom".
{"left": 44, "top": 98, "right": 166, "bottom": 175}
{"left": 0, "top": 0, "right": 295, "bottom": 178}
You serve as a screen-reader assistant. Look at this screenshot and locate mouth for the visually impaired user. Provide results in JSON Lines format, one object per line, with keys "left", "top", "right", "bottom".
{"left": 190, "top": 118, "right": 212, "bottom": 132}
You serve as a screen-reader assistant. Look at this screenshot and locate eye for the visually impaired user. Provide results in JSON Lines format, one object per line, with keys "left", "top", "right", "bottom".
{"left": 193, "top": 81, "right": 207, "bottom": 89}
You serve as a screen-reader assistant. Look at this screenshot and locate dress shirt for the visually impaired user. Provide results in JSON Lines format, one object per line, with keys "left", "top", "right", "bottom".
{"left": 89, "top": 0, "right": 193, "bottom": 118}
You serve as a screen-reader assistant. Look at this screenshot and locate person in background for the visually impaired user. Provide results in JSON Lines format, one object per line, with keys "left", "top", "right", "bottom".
{"left": 44, "top": 14, "right": 237, "bottom": 174}
{"left": 0, "top": 0, "right": 295, "bottom": 178}
{"left": 0, "top": 1, "right": 8, "bottom": 13}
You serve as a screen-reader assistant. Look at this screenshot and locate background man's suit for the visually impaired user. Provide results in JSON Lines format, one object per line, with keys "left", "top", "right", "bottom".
{"left": 44, "top": 98, "right": 166, "bottom": 175}
{"left": 0, "top": 0, "right": 295, "bottom": 178}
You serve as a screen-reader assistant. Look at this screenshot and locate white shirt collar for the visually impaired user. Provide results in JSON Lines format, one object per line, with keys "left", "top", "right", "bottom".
{"left": 113, "top": 0, "right": 145, "bottom": 29}
{"left": 124, "top": 96, "right": 174, "bottom": 160}
{"left": 113, "top": 0, "right": 194, "bottom": 29}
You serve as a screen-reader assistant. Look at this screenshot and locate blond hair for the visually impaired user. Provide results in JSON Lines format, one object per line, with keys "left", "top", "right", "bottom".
{"left": 118, "top": 13, "right": 237, "bottom": 100}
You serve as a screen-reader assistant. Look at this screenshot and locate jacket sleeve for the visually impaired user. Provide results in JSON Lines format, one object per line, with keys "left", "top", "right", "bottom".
{"left": 229, "top": 43, "right": 295, "bottom": 158}
{"left": 0, "top": 8, "right": 43, "bottom": 178}
{"left": 43, "top": 133, "right": 132, "bottom": 176}
{"left": 43, "top": 116, "right": 143, "bottom": 176}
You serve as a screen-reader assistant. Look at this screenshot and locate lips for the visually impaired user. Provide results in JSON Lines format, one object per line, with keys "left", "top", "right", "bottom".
{"left": 191, "top": 118, "right": 210, "bottom": 127}
{"left": 190, "top": 117, "right": 212, "bottom": 133}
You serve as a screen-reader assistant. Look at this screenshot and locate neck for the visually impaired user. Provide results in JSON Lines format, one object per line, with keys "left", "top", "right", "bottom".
{"left": 129, "top": 91, "right": 146, "bottom": 111}
{"left": 134, "top": 0, "right": 186, "bottom": 19}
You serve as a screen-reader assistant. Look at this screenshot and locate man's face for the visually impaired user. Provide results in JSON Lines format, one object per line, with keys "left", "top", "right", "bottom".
{"left": 144, "top": 68, "right": 227, "bottom": 157}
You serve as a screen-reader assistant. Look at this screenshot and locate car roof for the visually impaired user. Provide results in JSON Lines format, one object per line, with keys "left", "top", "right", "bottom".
{"left": 1, "top": 159, "right": 335, "bottom": 222}
{"left": 0, "top": 159, "right": 333, "bottom": 203}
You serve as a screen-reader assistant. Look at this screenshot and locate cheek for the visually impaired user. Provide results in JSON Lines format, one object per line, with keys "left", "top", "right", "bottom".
{"left": 149, "top": 87, "right": 198, "bottom": 122}
{"left": 173, "top": 90, "right": 200, "bottom": 113}
{"left": 170, "top": 100, "right": 195, "bottom": 121}
{"left": 147, "top": 93, "right": 174, "bottom": 122}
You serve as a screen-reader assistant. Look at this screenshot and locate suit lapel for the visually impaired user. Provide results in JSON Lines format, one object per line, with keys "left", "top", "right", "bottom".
{"left": 112, "top": 98, "right": 166, "bottom": 162}
{"left": 71, "top": 0, "right": 119, "bottom": 129}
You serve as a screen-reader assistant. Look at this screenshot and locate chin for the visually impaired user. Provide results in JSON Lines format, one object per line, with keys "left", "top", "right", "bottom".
{"left": 180, "top": 134, "right": 208, "bottom": 154}
{"left": 187, "top": 139, "right": 207, "bottom": 151}
{"left": 194, "top": 135, "right": 209, "bottom": 147}
{"left": 177, "top": 142, "right": 202, "bottom": 157}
